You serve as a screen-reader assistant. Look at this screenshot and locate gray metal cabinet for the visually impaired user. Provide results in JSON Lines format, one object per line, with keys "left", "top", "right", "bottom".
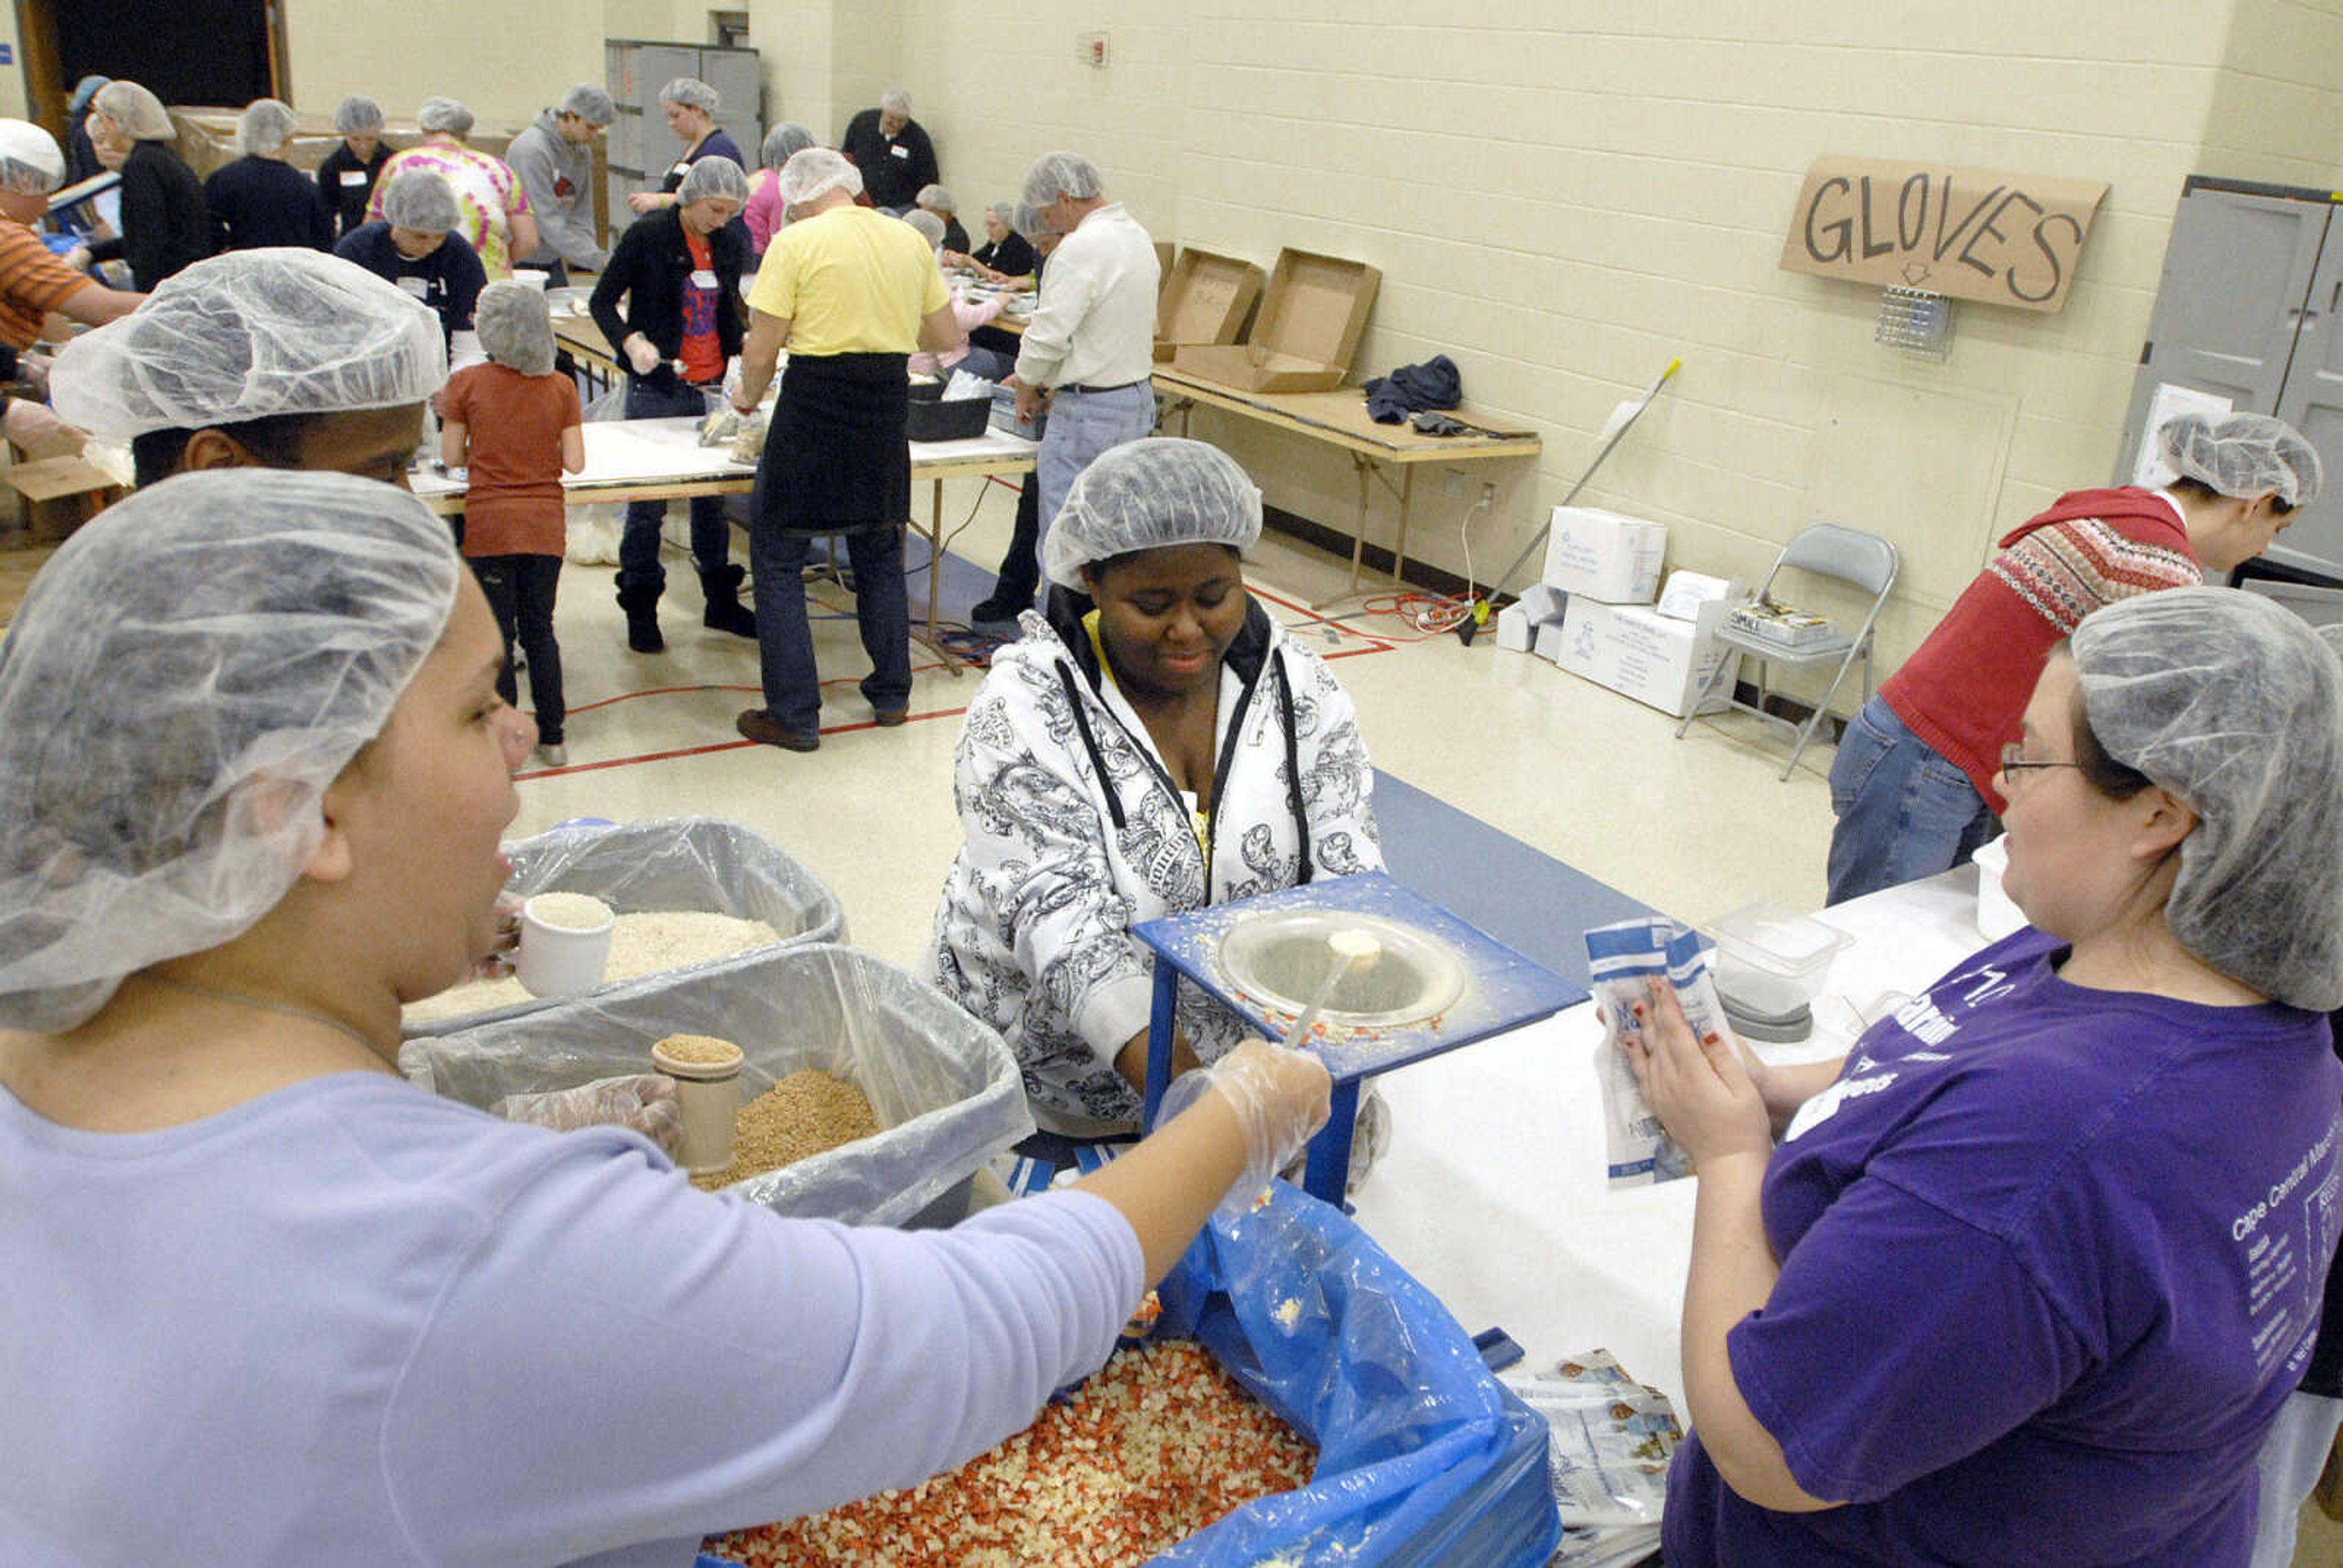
{"left": 605, "top": 38, "right": 764, "bottom": 237}
{"left": 2118, "top": 179, "right": 2343, "bottom": 581}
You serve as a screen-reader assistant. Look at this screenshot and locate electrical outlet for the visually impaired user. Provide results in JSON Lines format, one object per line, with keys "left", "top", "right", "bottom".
{"left": 1444, "top": 469, "right": 1465, "bottom": 497}
{"left": 1079, "top": 31, "right": 1109, "bottom": 67}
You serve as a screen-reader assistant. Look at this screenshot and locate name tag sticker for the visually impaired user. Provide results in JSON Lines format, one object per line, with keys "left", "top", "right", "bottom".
{"left": 338, "top": 170, "right": 367, "bottom": 187}
{"left": 396, "top": 276, "right": 431, "bottom": 298}
{"left": 890, "top": 144, "right": 910, "bottom": 159}
{"left": 689, "top": 269, "right": 718, "bottom": 289}
{"left": 672, "top": 162, "right": 693, "bottom": 178}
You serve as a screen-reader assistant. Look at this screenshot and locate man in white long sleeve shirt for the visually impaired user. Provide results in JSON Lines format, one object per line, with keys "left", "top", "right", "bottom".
{"left": 1007, "top": 151, "right": 1161, "bottom": 569}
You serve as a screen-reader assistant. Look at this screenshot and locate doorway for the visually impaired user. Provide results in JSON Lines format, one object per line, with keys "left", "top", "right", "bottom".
{"left": 18, "top": 0, "right": 285, "bottom": 136}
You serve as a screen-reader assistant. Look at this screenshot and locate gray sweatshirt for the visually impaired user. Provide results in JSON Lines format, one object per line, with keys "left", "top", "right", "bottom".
{"left": 507, "top": 109, "right": 608, "bottom": 272}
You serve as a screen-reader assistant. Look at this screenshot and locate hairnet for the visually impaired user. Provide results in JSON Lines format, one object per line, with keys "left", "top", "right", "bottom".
{"left": 0, "top": 121, "right": 65, "bottom": 197}
{"left": 1045, "top": 439, "right": 1262, "bottom": 589}
{"left": 660, "top": 77, "right": 719, "bottom": 115}
{"left": 69, "top": 76, "right": 112, "bottom": 118}
{"left": 902, "top": 209, "right": 945, "bottom": 248}
{"left": 675, "top": 154, "right": 747, "bottom": 208}
{"left": 475, "top": 279, "right": 555, "bottom": 377}
{"left": 2068, "top": 586, "right": 2343, "bottom": 1010}
{"left": 558, "top": 84, "right": 615, "bottom": 124}
{"left": 237, "top": 98, "right": 300, "bottom": 157}
{"left": 1012, "top": 202, "right": 1055, "bottom": 240}
{"left": 2159, "top": 412, "right": 2322, "bottom": 508}
{"left": 50, "top": 249, "right": 447, "bottom": 442}
{"left": 0, "top": 469, "right": 462, "bottom": 1034}
{"left": 1021, "top": 151, "right": 1103, "bottom": 208}
{"left": 880, "top": 89, "right": 911, "bottom": 115}
{"left": 416, "top": 96, "right": 474, "bottom": 137}
{"left": 777, "top": 146, "right": 861, "bottom": 207}
{"left": 334, "top": 95, "right": 384, "bottom": 136}
{"left": 918, "top": 183, "right": 954, "bottom": 213}
{"left": 760, "top": 121, "right": 816, "bottom": 171}
{"left": 92, "top": 81, "right": 174, "bottom": 143}
{"left": 987, "top": 201, "right": 1015, "bottom": 225}
{"left": 382, "top": 168, "right": 460, "bottom": 233}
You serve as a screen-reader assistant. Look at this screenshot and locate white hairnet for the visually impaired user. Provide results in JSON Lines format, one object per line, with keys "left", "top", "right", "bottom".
{"left": 986, "top": 201, "right": 1015, "bottom": 225}
{"left": 1021, "top": 151, "right": 1103, "bottom": 208}
{"left": 475, "top": 279, "right": 554, "bottom": 378}
{"left": 2159, "top": 412, "right": 2322, "bottom": 508}
{"left": 0, "top": 470, "right": 462, "bottom": 1034}
{"left": 1045, "top": 439, "right": 1261, "bottom": 589}
{"left": 50, "top": 249, "right": 447, "bottom": 442}
{"left": 334, "top": 95, "right": 384, "bottom": 135}
{"left": 760, "top": 121, "right": 816, "bottom": 171}
{"left": 902, "top": 209, "right": 945, "bottom": 248}
{"left": 777, "top": 146, "right": 861, "bottom": 207}
{"left": 2069, "top": 586, "right": 2343, "bottom": 1010}
{"left": 675, "top": 154, "right": 747, "bottom": 208}
{"left": 918, "top": 183, "right": 954, "bottom": 213}
{"left": 558, "top": 84, "right": 615, "bottom": 124}
{"left": 880, "top": 89, "right": 911, "bottom": 115}
{"left": 237, "top": 98, "right": 299, "bottom": 157}
{"left": 0, "top": 120, "right": 65, "bottom": 196}
{"left": 660, "top": 77, "right": 719, "bottom": 115}
{"left": 416, "top": 96, "right": 474, "bottom": 137}
{"left": 1012, "top": 202, "right": 1055, "bottom": 240}
{"left": 92, "top": 81, "right": 174, "bottom": 143}
{"left": 382, "top": 168, "right": 460, "bottom": 233}
{"left": 69, "top": 76, "right": 112, "bottom": 118}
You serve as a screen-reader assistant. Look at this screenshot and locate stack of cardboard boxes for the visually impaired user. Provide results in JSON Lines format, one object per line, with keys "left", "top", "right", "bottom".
{"left": 1495, "top": 506, "right": 1741, "bottom": 719}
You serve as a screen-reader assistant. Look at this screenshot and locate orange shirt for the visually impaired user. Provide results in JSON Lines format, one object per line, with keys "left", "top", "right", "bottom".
{"left": 441, "top": 362, "right": 581, "bottom": 558}
{"left": 678, "top": 231, "right": 725, "bottom": 386}
{"left": 0, "top": 221, "right": 96, "bottom": 350}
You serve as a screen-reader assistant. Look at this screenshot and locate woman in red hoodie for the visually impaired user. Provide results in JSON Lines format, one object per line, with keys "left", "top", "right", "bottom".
{"left": 1826, "top": 412, "right": 2320, "bottom": 905}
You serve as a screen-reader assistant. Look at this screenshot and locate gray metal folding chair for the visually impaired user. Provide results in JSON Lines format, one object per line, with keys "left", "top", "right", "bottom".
{"left": 1675, "top": 523, "right": 1899, "bottom": 780}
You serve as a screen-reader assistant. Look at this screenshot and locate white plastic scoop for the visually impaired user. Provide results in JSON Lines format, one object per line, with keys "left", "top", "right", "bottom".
{"left": 1283, "top": 927, "right": 1383, "bottom": 1044}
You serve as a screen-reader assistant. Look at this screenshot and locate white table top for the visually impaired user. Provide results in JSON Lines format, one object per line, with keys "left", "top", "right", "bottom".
{"left": 1348, "top": 865, "right": 1992, "bottom": 1412}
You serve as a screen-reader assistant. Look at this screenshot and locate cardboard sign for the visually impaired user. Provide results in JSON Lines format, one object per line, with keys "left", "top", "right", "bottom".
{"left": 1779, "top": 157, "right": 2108, "bottom": 314}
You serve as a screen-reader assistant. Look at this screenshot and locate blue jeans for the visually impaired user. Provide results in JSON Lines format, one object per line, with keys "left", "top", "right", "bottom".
{"left": 1036, "top": 381, "right": 1156, "bottom": 562}
{"left": 1825, "top": 694, "right": 1999, "bottom": 906}
{"left": 617, "top": 376, "right": 730, "bottom": 595}
{"left": 747, "top": 524, "right": 913, "bottom": 735}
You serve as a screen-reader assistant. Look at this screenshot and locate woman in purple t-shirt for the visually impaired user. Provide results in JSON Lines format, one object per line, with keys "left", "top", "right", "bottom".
{"left": 1629, "top": 587, "right": 2343, "bottom": 1567}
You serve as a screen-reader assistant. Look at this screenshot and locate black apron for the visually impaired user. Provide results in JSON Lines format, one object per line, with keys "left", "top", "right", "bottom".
{"left": 750, "top": 352, "right": 910, "bottom": 538}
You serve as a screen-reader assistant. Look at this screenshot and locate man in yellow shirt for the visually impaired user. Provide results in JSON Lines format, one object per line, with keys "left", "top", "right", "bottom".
{"left": 730, "top": 148, "right": 960, "bottom": 752}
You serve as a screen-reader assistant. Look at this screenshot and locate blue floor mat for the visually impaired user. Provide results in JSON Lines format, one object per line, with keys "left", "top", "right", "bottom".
{"left": 1371, "top": 768, "right": 1657, "bottom": 989}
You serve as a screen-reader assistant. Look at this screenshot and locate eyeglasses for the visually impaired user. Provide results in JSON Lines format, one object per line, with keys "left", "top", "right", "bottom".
{"left": 1999, "top": 742, "right": 2082, "bottom": 782}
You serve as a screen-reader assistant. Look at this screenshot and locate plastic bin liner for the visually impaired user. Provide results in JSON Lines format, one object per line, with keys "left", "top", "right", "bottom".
{"left": 399, "top": 944, "right": 1034, "bottom": 1227}
{"left": 1150, "top": 1181, "right": 1561, "bottom": 1567}
{"left": 401, "top": 816, "right": 845, "bottom": 1037}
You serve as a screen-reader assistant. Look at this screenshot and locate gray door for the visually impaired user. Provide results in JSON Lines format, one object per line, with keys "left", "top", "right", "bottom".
{"left": 2269, "top": 231, "right": 2343, "bottom": 575}
{"left": 2115, "top": 187, "right": 2332, "bottom": 486}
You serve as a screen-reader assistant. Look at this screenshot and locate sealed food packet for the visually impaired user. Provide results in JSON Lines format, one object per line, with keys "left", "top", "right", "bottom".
{"left": 1505, "top": 1347, "right": 1681, "bottom": 1553}
{"left": 1586, "top": 918, "right": 1748, "bottom": 1189}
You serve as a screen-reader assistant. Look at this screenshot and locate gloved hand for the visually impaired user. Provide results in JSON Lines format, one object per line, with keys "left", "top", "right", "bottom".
{"left": 1157, "top": 1038, "right": 1332, "bottom": 1217}
{"left": 493, "top": 1074, "right": 682, "bottom": 1155}
{"left": 17, "top": 351, "right": 52, "bottom": 397}
{"left": 622, "top": 333, "right": 663, "bottom": 376}
{"left": 62, "top": 245, "right": 91, "bottom": 274}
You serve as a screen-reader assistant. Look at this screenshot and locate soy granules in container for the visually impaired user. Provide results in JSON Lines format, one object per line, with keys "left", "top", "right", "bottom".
{"left": 707, "top": 1338, "right": 1317, "bottom": 1566}
{"left": 403, "top": 910, "right": 786, "bottom": 1024}
{"left": 689, "top": 1069, "right": 880, "bottom": 1192}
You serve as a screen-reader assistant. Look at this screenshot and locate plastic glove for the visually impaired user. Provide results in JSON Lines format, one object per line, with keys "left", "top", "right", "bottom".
{"left": 16, "top": 351, "right": 51, "bottom": 396}
{"left": 1157, "top": 1038, "right": 1332, "bottom": 1217}
{"left": 493, "top": 1074, "right": 683, "bottom": 1156}
{"left": 622, "top": 333, "right": 662, "bottom": 376}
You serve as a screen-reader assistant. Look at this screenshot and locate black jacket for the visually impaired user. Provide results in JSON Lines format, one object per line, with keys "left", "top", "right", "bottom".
{"left": 207, "top": 157, "right": 333, "bottom": 253}
{"left": 86, "top": 140, "right": 217, "bottom": 290}
{"left": 839, "top": 109, "right": 938, "bottom": 210}
{"left": 589, "top": 206, "right": 747, "bottom": 394}
{"left": 315, "top": 141, "right": 394, "bottom": 240}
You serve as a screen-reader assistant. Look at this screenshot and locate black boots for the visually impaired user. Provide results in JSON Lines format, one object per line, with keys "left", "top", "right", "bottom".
{"left": 616, "top": 581, "right": 664, "bottom": 653}
{"left": 699, "top": 563, "right": 758, "bottom": 638}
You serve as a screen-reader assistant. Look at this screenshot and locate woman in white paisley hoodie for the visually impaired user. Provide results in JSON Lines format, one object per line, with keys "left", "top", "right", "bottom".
{"left": 934, "top": 438, "right": 1384, "bottom": 1142}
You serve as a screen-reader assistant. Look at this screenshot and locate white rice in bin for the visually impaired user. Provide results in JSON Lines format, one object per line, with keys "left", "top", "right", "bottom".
{"left": 404, "top": 910, "right": 786, "bottom": 1024}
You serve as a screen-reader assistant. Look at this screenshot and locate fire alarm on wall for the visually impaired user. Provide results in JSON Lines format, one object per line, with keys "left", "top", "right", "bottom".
{"left": 1079, "top": 31, "right": 1109, "bottom": 67}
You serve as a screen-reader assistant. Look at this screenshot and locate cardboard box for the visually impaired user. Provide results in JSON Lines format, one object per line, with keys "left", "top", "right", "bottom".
{"left": 1553, "top": 595, "right": 1741, "bottom": 718}
{"left": 1173, "top": 248, "right": 1380, "bottom": 394}
{"left": 1154, "top": 248, "right": 1264, "bottom": 365}
{"left": 1541, "top": 506, "right": 1666, "bottom": 605}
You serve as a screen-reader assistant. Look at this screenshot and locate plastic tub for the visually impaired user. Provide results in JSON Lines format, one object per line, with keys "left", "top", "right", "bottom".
{"left": 1705, "top": 901, "right": 1853, "bottom": 1020}
{"left": 400, "top": 816, "right": 846, "bottom": 1037}
{"left": 1971, "top": 835, "right": 2026, "bottom": 940}
{"left": 399, "top": 943, "right": 1033, "bottom": 1228}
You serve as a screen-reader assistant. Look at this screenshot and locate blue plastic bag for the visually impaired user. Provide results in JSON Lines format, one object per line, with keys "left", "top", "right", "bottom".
{"left": 1150, "top": 1181, "right": 1561, "bottom": 1567}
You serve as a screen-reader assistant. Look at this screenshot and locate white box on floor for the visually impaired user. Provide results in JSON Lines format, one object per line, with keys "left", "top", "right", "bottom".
{"left": 1495, "top": 602, "right": 1533, "bottom": 652}
{"left": 1554, "top": 594, "right": 1741, "bottom": 717}
{"left": 1516, "top": 583, "right": 1567, "bottom": 624}
{"left": 1541, "top": 506, "right": 1667, "bottom": 605}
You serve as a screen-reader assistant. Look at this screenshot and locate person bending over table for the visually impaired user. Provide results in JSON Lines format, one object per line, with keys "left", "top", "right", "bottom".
{"left": 744, "top": 121, "right": 818, "bottom": 255}
{"left": 933, "top": 439, "right": 1386, "bottom": 1148}
{"left": 949, "top": 201, "right": 1037, "bottom": 282}
{"left": 0, "top": 467, "right": 1333, "bottom": 1567}
{"left": 0, "top": 120, "right": 144, "bottom": 351}
{"left": 628, "top": 77, "right": 745, "bottom": 220}
{"left": 51, "top": 248, "right": 444, "bottom": 489}
{"left": 316, "top": 95, "right": 394, "bottom": 241}
{"left": 1632, "top": 586, "right": 2343, "bottom": 1567}
{"left": 337, "top": 170, "right": 486, "bottom": 351}
{"left": 727, "top": 147, "right": 960, "bottom": 753}
{"left": 82, "top": 81, "right": 216, "bottom": 290}
{"left": 206, "top": 99, "right": 333, "bottom": 253}
{"left": 589, "top": 154, "right": 758, "bottom": 652}
{"left": 367, "top": 97, "right": 537, "bottom": 282}
{"left": 508, "top": 84, "right": 616, "bottom": 287}
{"left": 1826, "top": 412, "right": 2319, "bottom": 907}
{"left": 916, "top": 183, "right": 970, "bottom": 255}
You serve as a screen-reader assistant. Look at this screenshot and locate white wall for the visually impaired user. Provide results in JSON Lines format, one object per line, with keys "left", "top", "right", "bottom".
{"left": 280, "top": 0, "right": 603, "bottom": 135}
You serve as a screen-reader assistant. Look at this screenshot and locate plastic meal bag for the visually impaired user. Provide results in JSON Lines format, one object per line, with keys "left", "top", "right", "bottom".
{"left": 1503, "top": 1349, "right": 1681, "bottom": 1530}
{"left": 1586, "top": 917, "right": 1743, "bottom": 1189}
